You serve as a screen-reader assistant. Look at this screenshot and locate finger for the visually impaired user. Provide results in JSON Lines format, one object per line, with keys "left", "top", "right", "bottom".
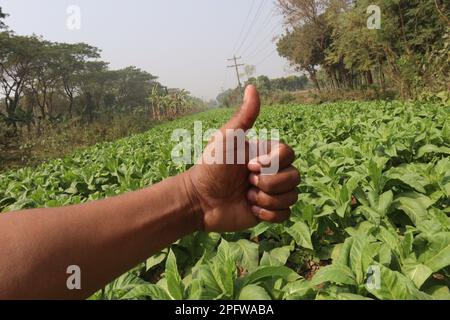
{"left": 248, "top": 143, "right": 295, "bottom": 173}
{"left": 249, "top": 166, "right": 300, "bottom": 194}
{"left": 251, "top": 207, "right": 291, "bottom": 224}
{"left": 221, "top": 85, "right": 260, "bottom": 131}
{"left": 247, "top": 188, "right": 298, "bottom": 210}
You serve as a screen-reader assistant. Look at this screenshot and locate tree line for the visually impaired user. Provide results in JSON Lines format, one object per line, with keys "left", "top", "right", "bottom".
{"left": 0, "top": 7, "right": 205, "bottom": 139}
{"left": 217, "top": 74, "right": 309, "bottom": 107}
{"left": 276, "top": 0, "right": 450, "bottom": 98}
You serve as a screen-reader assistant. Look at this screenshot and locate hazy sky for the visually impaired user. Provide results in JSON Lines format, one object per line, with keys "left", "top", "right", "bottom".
{"left": 1, "top": 0, "right": 296, "bottom": 100}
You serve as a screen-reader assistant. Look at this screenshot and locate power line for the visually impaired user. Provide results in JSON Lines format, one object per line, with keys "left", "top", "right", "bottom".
{"left": 246, "top": 23, "right": 280, "bottom": 61}
{"left": 254, "top": 49, "right": 277, "bottom": 67}
{"left": 235, "top": 0, "right": 268, "bottom": 56}
{"left": 240, "top": 7, "right": 277, "bottom": 57}
{"left": 229, "top": 0, "right": 257, "bottom": 57}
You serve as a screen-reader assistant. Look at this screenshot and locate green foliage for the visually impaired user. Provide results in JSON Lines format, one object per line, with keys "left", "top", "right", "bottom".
{"left": 217, "top": 75, "right": 309, "bottom": 108}
{"left": 277, "top": 0, "right": 450, "bottom": 97}
{"left": 0, "top": 18, "right": 206, "bottom": 162}
{"left": 0, "top": 6, "right": 7, "bottom": 29}
{"left": 245, "top": 75, "right": 309, "bottom": 95}
{"left": 1, "top": 100, "right": 450, "bottom": 300}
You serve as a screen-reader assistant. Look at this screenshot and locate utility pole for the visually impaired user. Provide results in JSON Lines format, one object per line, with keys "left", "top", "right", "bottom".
{"left": 227, "top": 55, "right": 245, "bottom": 91}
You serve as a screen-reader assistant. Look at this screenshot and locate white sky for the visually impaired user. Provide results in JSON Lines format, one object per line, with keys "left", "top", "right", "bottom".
{"left": 1, "top": 0, "right": 297, "bottom": 100}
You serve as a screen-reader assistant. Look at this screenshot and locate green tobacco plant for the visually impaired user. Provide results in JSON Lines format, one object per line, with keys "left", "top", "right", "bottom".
{"left": 1, "top": 101, "right": 449, "bottom": 300}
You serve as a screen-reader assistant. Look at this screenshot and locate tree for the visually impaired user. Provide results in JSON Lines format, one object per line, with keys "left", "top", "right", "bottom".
{"left": 0, "top": 6, "right": 7, "bottom": 30}
{"left": 113, "top": 66, "right": 158, "bottom": 109}
{"left": 55, "top": 43, "right": 101, "bottom": 118}
{"left": 271, "top": 75, "right": 308, "bottom": 91}
{"left": 216, "top": 88, "right": 242, "bottom": 108}
{"left": 276, "top": 0, "right": 450, "bottom": 96}
{"left": 0, "top": 34, "right": 42, "bottom": 132}
{"left": 29, "top": 41, "right": 61, "bottom": 124}
{"left": 277, "top": 22, "right": 327, "bottom": 90}
{"left": 246, "top": 75, "right": 272, "bottom": 95}
{"left": 77, "top": 61, "right": 110, "bottom": 122}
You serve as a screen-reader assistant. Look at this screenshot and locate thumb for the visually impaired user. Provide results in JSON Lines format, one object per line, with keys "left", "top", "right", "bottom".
{"left": 222, "top": 85, "right": 260, "bottom": 131}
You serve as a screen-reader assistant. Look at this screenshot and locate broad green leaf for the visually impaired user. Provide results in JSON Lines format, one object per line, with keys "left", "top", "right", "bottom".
{"left": 417, "top": 217, "right": 444, "bottom": 236}
{"left": 208, "top": 239, "right": 235, "bottom": 297}
{"left": 378, "top": 243, "right": 392, "bottom": 266}
{"left": 416, "top": 144, "right": 450, "bottom": 159}
{"left": 260, "top": 246, "right": 292, "bottom": 267}
{"left": 386, "top": 169, "right": 426, "bottom": 193}
{"left": 393, "top": 194, "right": 430, "bottom": 225}
{"left": 286, "top": 221, "right": 313, "bottom": 250}
{"left": 426, "top": 285, "right": 450, "bottom": 300}
{"left": 377, "top": 191, "right": 394, "bottom": 216}
{"left": 243, "top": 266, "right": 300, "bottom": 286}
{"left": 367, "top": 158, "right": 386, "bottom": 192}
{"left": 238, "top": 285, "right": 272, "bottom": 300}
{"left": 186, "top": 279, "right": 203, "bottom": 300}
{"left": 311, "top": 264, "right": 357, "bottom": 286}
{"left": 194, "top": 265, "right": 223, "bottom": 299}
{"left": 401, "top": 261, "right": 433, "bottom": 289}
{"left": 230, "top": 239, "right": 259, "bottom": 273}
{"left": 376, "top": 226, "right": 400, "bottom": 252}
{"left": 349, "top": 236, "right": 368, "bottom": 285}
{"left": 366, "top": 265, "right": 433, "bottom": 300}
{"left": 349, "top": 236, "right": 379, "bottom": 285}
{"left": 101, "top": 272, "right": 147, "bottom": 300}
{"left": 442, "top": 121, "right": 450, "bottom": 143}
{"left": 335, "top": 237, "right": 354, "bottom": 266}
{"left": 250, "top": 222, "right": 271, "bottom": 238}
{"left": 358, "top": 206, "right": 381, "bottom": 224}
{"left": 418, "top": 232, "right": 450, "bottom": 272}
{"left": 282, "top": 280, "right": 314, "bottom": 300}
{"left": 353, "top": 186, "right": 369, "bottom": 207}
{"left": 334, "top": 293, "right": 373, "bottom": 300}
{"left": 165, "top": 250, "right": 184, "bottom": 300}
{"left": 345, "top": 221, "right": 376, "bottom": 238}
{"left": 120, "top": 284, "right": 171, "bottom": 300}
{"left": 146, "top": 251, "right": 167, "bottom": 271}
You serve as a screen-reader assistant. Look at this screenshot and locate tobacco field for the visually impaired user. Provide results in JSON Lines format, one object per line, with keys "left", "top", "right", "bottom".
{"left": 1, "top": 101, "right": 450, "bottom": 300}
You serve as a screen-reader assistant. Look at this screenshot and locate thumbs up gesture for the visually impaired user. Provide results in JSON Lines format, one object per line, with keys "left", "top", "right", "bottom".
{"left": 185, "top": 85, "right": 300, "bottom": 232}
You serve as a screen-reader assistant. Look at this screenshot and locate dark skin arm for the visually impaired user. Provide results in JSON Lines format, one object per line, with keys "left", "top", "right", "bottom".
{"left": 0, "top": 86, "right": 300, "bottom": 299}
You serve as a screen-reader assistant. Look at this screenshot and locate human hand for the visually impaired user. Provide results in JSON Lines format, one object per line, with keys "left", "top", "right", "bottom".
{"left": 184, "top": 85, "right": 300, "bottom": 232}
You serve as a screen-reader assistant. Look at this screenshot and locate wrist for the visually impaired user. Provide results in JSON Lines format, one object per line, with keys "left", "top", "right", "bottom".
{"left": 178, "top": 171, "right": 204, "bottom": 232}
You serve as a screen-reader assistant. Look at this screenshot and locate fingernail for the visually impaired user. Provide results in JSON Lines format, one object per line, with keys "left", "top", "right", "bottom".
{"left": 252, "top": 206, "right": 262, "bottom": 217}
{"left": 247, "top": 189, "right": 258, "bottom": 203}
{"left": 248, "top": 159, "right": 261, "bottom": 171}
{"left": 249, "top": 173, "right": 259, "bottom": 186}
{"left": 258, "top": 155, "right": 271, "bottom": 166}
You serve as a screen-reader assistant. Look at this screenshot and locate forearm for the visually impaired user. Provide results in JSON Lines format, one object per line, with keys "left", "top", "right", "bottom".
{"left": 0, "top": 172, "right": 201, "bottom": 300}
